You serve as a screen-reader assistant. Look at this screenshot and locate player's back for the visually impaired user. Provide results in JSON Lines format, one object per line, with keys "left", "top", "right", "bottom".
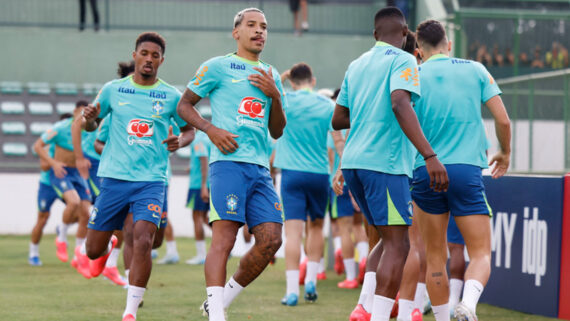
{"left": 274, "top": 90, "right": 334, "bottom": 174}
{"left": 338, "top": 42, "right": 420, "bottom": 176}
{"left": 414, "top": 56, "right": 500, "bottom": 169}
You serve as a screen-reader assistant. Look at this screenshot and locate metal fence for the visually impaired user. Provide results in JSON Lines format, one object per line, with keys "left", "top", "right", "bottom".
{"left": 0, "top": 0, "right": 384, "bottom": 35}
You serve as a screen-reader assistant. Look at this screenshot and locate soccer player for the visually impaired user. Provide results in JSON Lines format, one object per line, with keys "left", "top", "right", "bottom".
{"left": 412, "top": 20, "right": 511, "bottom": 321}
{"left": 185, "top": 129, "right": 211, "bottom": 265}
{"left": 331, "top": 7, "right": 448, "bottom": 321}
{"left": 33, "top": 101, "right": 93, "bottom": 277}
{"left": 274, "top": 63, "right": 334, "bottom": 306}
{"left": 82, "top": 32, "right": 195, "bottom": 321}
{"left": 177, "top": 8, "right": 286, "bottom": 321}
{"left": 28, "top": 113, "right": 73, "bottom": 266}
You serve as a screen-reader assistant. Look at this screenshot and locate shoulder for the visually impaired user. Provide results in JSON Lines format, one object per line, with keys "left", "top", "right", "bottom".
{"left": 314, "top": 92, "right": 335, "bottom": 106}
{"left": 203, "top": 55, "right": 231, "bottom": 70}
{"left": 158, "top": 79, "right": 182, "bottom": 97}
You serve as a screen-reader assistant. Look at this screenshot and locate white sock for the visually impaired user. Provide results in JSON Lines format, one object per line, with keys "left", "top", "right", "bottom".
{"left": 206, "top": 286, "right": 225, "bottom": 320}
{"left": 334, "top": 236, "right": 342, "bottom": 251}
{"left": 80, "top": 241, "right": 87, "bottom": 255}
{"left": 166, "top": 240, "right": 178, "bottom": 256}
{"left": 58, "top": 223, "right": 71, "bottom": 243}
{"left": 432, "top": 303, "right": 451, "bottom": 321}
{"left": 358, "top": 272, "right": 376, "bottom": 312}
{"left": 371, "top": 295, "right": 394, "bottom": 321}
{"left": 449, "top": 278, "right": 464, "bottom": 310}
{"left": 29, "top": 242, "right": 39, "bottom": 258}
{"left": 106, "top": 248, "right": 121, "bottom": 268}
{"left": 413, "top": 282, "right": 427, "bottom": 311}
{"left": 286, "top": 270, "right": 300, "bottom": 296}
{"left": 318, "top": 257, "right": 325, "bottom": 273}
{"left": 223, "top": 277, "right": 244, "bottom": 309}
{"left": 196, "top": 240, "right": 207, "bottom": 258}
{"left": 75, "top": 237, "right": 85, "bottom": 249}
{"left": 123, "top": 285, "right": 145, "bottom": 318}
{"left": 461, "top": 279, "right": 484, "bottom": 313}
{"left": 397, "top": 299, "right": 414, "bottom": 321}
{"left": 305, "top": 261, "right": 319, "bottom": 285}
{"left": 125, "top": 269, "right": 130, "bottom": 287}
{"left": 356, "top": 241, "right": 369, "bottom": 261}
{"left": 344, "top": 258, "right": 356, "bottom": 281}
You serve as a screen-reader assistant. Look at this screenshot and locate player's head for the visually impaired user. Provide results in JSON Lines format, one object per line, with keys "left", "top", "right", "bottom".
{"left": 133, "top": 32, "right": 166, "bottom": 79}
{"left": 117, "top": 60, "right": 135, "bottom": 78}
{"left": 416, "top": 19, "right": 451, "bottom": 60}
{"left": 403, "top": 31, "right": 421, "bottom": 64}
{"left": 289, "top": 63, "right": 315, "bottom": 89}
{"left": 373, "top": 7, "right": 408, "bottom": 48}
{"left": 232, "top": 8, "right": 267, "bottom": 55}
{"left": 60, "top": 113, "right": 73, "bottom": 120}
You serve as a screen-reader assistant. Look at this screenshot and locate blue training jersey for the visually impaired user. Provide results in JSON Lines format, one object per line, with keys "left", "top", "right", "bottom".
{"left": 337, "top": 41, "right": 421, "bottom": 177}
{"left": 39, "top": 144, "right": 56, "bottom": 185}
{"left": 188, "top": 130, "right": 211, "bottom": 189}
{"left": 187, "top": 53, "right": 287, "bottom": 169}
{"left": 94, "top": 75, "right": 186, "bottom": 182}
{"left": 413, "top": 55, "right": 501, "bottom": 169}
{"left": 274, "top": 89, "right": 334, "bottom": 174}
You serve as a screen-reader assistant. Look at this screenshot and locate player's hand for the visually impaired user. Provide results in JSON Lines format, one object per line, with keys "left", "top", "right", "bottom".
{"left": 39, "top": 157, "right": 51, "bottom": 171}
{"left": 249, "top": 67, "right": 280, "bottom": 100}
{"left": 76, "top": 157, "right": 91, "bottom": 179}
{"left": 488, "top": 151, "right": 510, "bottom": 178}
{"left": 332, "top": 169, "right": 345, "bottom": 196}
{"left": 348, "top": 191, "right": 361, "bottom": 213}
{"left": 280, "top": 69, "right": 291, "bottom": 82}
{"left": 83, "top": 102, "right": 100, "bottom": 122}
{"left": 200, "top": 185, "right": 210, "bottom": 203}
{"left": 206, "top": 126, "right": 239, "bottom": 154}
{"left": 425, "top": 156, "right": 448, "bottom": 192}
{"left": 162, "top": 126, "right": 180, "bottom": 152}
{"left": 52, "top": 160, "right": 68, "bottom": 179}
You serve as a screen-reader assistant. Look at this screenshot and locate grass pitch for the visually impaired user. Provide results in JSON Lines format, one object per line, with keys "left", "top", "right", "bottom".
{"left": 0, "top": 235, "right": 561, "bottom": 321}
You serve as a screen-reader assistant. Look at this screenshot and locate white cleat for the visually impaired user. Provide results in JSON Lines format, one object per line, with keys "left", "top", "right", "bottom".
{"left": 454, "top": 302, "right": 478, "bottom": 321}
{"left": 157, "top": 253, "right": 179, "bottom": 264}
{"left": 186, "top": 255, "right": 206, "bottom": 265}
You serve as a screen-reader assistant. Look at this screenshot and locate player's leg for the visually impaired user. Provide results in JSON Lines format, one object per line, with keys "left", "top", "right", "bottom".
{"left": 447, "top": 217, "right": 466, "bottom": 315}
{"left": 335, "top": 185, "right": 359, "bottom": 288}
{"left": 157, "top": 188, "right": 179, "bottom": 264}
{"left": 123, "top": 213, "right": 134, "bottom": 284}
{"left": 300, "top": 0, "right": 309, "bottom": 31}
{"left": 51, "top": 168, "right": 81, "bottom": 263}
{"left": 102, "top": 230, "right": 127, "bottom": 286}
{"left": 398, "top": 215, "right": 423, "bottom": 321}
{"left": 284, "top": 219, "right": 304, "bottom": 305}
{"left": 30, "top": 183, "right": 59, "bottom": 266}
{"left": 413, "top": 226, "right": 429, "bottom": 315}
{"left": 187, "top": 188, "right": 210, "bottom": 264}
{"left": 353, "top": 211, "right": 369, "bottom": 284}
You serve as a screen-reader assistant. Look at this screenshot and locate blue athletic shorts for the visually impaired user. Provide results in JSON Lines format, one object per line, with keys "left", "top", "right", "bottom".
{"left": 209, "top": 161, "right": 283, "bottom": 229}
{"left": 447, "top": 215, "right": 465, "bottom": 245}
{"left": 343, "top": 169, "right": 412, "bottom": 226}
{"left": 89, "top": 178, "right": 166, "bottom": 231}
{"left": 50, "top": 167, "right": 92, "bottom": 202}
{"left": 329, "top": 185, "right": 354, "bottom": 219}
{"left": 411, "top": 164, "right": 492, "bottom": 216}
{"left": 85, "top": 155, "right": 102, "bottom": 201}
{"left": 186, "top": 188, "right": 210, "bottom": 211}
{"left": 37, "top": 182, "right": 63, "bottom": 212}
{"left": 281, "top": 169, "right": 329, "bottom": 222}
{"left": 160, "top": 186, "right": 169, "bottom": 228}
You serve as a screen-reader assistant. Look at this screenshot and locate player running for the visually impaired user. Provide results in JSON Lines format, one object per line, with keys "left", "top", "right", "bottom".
{"left": 332, "top": 7, "right": 448, "bottom": 321}
{"left": 275, "top": 63, "right": 334, "bottom": 306}
{"left": 185, "top": 129, "right": 212, "bottom": 265}
{"left": 177, "top": 8, "right": 287, "bottom": 321}
{"left": 33, "top": 101, "right": 93, "bottom": 277}
{"left": 412, "top": 20, "right": 511, "bottom": 321}
{"left": 81, "top": 32, "right": 195, "bottom": 321}
{"left": 29, "top": 113, "right": 72, "bottom": 266}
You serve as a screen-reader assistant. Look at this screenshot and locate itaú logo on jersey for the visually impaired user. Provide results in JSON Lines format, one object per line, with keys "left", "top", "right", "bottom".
{"left": 238, "top": 97, "right": 266, "bottom": 119}
{"left": 127, "top": 119, "right": 154, "bottom": 138}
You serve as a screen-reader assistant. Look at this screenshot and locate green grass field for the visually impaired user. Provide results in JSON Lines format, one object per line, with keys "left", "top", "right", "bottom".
{"left": 1, "top": 235, "right": 561, "bottom": 321}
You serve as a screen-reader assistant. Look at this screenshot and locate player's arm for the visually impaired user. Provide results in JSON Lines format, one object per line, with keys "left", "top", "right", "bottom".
{"left": 330, "top": 130, "right": 346, "bottom": 158}
{"left": 83, "top": 102, "right": 101, "bottom": 132}
{"left": 250, "top": 67, "right": 286, "bottom": 139}
{"left": 391, "top": 89, "right": 448, "bottom": 192}
{"left": 71, "top": 116, "right": 91, "bottom": 179}
{"left": 33, "top": 137, "right": 66, "bottom": 178}
{"left": 94, "top": 139, "right": 106, "bottom": 155}
{"left": 199, "top": 156, "right": 209, "bottom": 203}
{"left": 332, "top": 104, "right": 350, "bottom": 130}
{"left": 177, "top": 89, "right": 239, "bottom": 154}
{"left": 485, "top": 95, "right": 511, "bottom": 178}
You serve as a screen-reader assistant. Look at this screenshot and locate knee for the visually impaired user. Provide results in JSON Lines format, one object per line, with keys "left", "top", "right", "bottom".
{"left": 152, "top": 232, "right": 164, "bottom": 249}
{"left": 86, "top": 241, "right": 103, "bottom": 260}
{"left": 260, "top": 234, "right": 282, "bottom": 255}
{"left": 210, "top": 234, "right": 236, "bottom": 254}
{"left": 134, "top": 233, "right": 154, "bottom": 252}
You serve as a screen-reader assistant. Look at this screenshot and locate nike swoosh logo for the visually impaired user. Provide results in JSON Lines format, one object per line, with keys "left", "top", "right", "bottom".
{"left": 208, "top": 294, "right": 212, "bottom": 297}
{"left": 118, "top": 102, "right": 130, "bottom": 106}
{"left": 229, "top": 283, "right": 234, "bottom": 288}
{"left": 152, "top": 213, "right": 160, "bottom": 219}
{"left": 231, "top": 79, "right": 246, "bottom": 83}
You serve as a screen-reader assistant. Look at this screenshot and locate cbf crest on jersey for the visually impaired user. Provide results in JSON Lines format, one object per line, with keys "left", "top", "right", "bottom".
{"left": 152, "top": 100, "right": 164, "bottom": 116}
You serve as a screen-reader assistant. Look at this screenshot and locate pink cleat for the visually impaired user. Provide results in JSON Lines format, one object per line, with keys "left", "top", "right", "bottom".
{"left": 317, "top": 271, "right": 327, "bottom": 280}
{"left": 299, "top": 257, "right": 308, "bottom": 285}
{"left": 358, "top": 257, "right": 367, "bottom": 284}
{"left": 334, "top": 248, "right": 344, "bottom": 275}
{"left": 390, "top": 292, "right": 400, "bottom": 318}
{"left": 411, "top": 308, "right": 423, "bottom": 321}
{"left": 102, "top": 266, "right": 127, "bottom": 286}
{"left": 90, "top": 235, "right": 118, "bottom": 277}
{"left": 55, "top": 237, "right": 68, "bottom": 262}
{"left": 74, "top": 246, "right": 92, "bottom": 279}
{"left": 337, "top": 279, "right": 359, "bottom": 289}
{"left": 122, "top": 314, "right": 135, "bottom": 321}
{"left": 349, "top": 304, "right": 371, "bottom": 321}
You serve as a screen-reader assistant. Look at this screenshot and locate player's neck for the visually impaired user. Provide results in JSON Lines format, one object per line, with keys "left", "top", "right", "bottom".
{"left": 236, "top": 48, "right": 260, "bottom": 63}
{"left": 423, "top": 48, "right": 449, "bottom": 62}
{"left": 132, "top": 73, "right": 159, "bottom": 87}
{"left": 376, "top": 35, "right": 403, "bottom": 49}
